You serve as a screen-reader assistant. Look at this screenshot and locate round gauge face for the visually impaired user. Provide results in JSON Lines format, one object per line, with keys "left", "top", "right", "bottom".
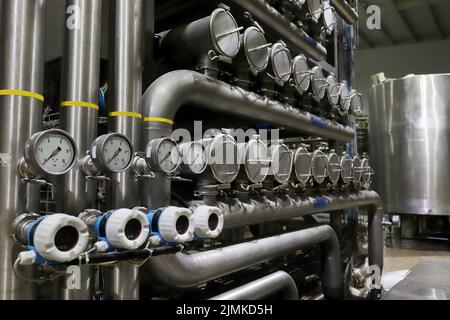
{"left": 353, "top": 156, "right": 363, "bottom": 184}
{"left": 312, "top": 150, "right": 328, "bottom": 184}
{"left": 326, "top": 75, "right": 340, "bottom": 106}
{"left": 322, "top": 1, "right": 336, "bottom": 34}
{"left": 292, "top": 55, "right": 311, "bottom": 95}
{"left": 180, "top": 142, "right": 207, "bottom": 175}
{"left": 33, "top": 131, "right": 76, "bottom": 175}
{"left": 245, "top": 139, "right": 270, "bottom": 184}
{"left": 340, "top": 83, "right": 351, "bottom": 112}
{"left": 244, "top": 27, "right": 270, "bottom": 73}
{"left": 340, "top": 156, "right": 354, "bottom": 184}
{"left": 209, "top": 134, "right": 240, "bottom": 184}
{"left": 270, "top": 144, "right": 293, "bottom": 184}
{"left": 101, "top": 135, "right": 133, "bottom": 173}
{"left": 312, "top": 66, "right": 327, "bottom": 101}
{"left": 294, "top": 148, "right": 311, "bottom": 186}
{"left": 327, "top": 152, "right": 341, "bottom": 185}
{"left": 271, "top": 42, "right": 293, "bottom": 83}
{"left": 211, "top": 8, "right": 241, "bottom": 58}
{"left": 156, "top": 139, "right": 181, "bottom": 174}
{"left": 361, "top": 158, "right": 372, "bottom": 185}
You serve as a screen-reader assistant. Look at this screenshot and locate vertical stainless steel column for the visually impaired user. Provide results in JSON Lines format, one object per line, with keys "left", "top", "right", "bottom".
{"left": 0, "top": 0, "right": 46, "bottom": 300}
{"left": 57, "top": 0, "right": 102, "bottom": 300}
{"left": 105, "top": 0, "right": 144, "bottom": 300}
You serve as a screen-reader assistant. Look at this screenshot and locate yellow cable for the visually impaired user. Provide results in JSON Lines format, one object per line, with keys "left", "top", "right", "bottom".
{"left": 0, "top": 89, "right": 44, "bottom": 102}
{"left": 61, "top": 101, "right": 99, "bottom": 111}
{"left": 143, "top": 117, "right": 174, "bottom": 125}
{"left": 109, "top": 111, "right": 142, "bottom": 119}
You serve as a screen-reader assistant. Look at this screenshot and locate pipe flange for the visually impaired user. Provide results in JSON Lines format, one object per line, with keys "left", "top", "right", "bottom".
{"left": 106, "top": 209, "right": 150, "bottom": 250}
{"left": 158, "top": 207, "right": 195, "bottom": 243}
{"left": 33, "top": 214, "right": 89, "bottom": 262}
{"left": 193, "top": 206, "right": 224, "bottom": 239}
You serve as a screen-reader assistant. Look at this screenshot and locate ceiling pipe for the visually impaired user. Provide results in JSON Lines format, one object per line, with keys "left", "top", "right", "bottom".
{"left": 57, "top": 0, "right": 102, "bottom": 300}
{"left": 144, "top": 225, "right": 343, "bottom": 299}
{"left": 228, "top": 0, "right": 327, "bottom": 61}
{"left": 0, "top": 0, "right": 46, "bottom": 300}
{"left": 330, "top": 0, "right": 359, "bottom": 25}
{"left": 210, "top": 271, "right": 299, "bottom": 300}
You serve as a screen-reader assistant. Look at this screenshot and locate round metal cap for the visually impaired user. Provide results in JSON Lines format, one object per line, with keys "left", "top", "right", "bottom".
{"left": 269, "top": 143, "right": 293, "bottom": 184}
{"left": 312, "top": 149, "right": 328, "bottom": 184}
{"left": 311, "top": 66, "right": 327, "bottom": 101}
{"left": 292, "top": 55, "right": 311, "bottom": 95}
{"left": 339, "top": 83, "right": 352, "bottom": 112}
{"left": 353, "top": 156, "right": 363, "bottom": 184}
{"left": 326, "top": 74, "right": 340, "bottom": 106}
{"left": 322, "top": 0, "right": 336, "bottom": 34}
{"left": 308, "top": 0, "right": 323, "bottom": 22}
{"left": 210, "top": 8, "right": 241, "bottom": 58}
{"left": 327, "top": 152, "right": 340, "bottom": 185}
{"left": 243, "top": 26, "right": 270, "bottom": 73}
{"left": 271, "top": 42, "right": 293, "bottom": 84}
{"left": 340, "top": 156, "right": 353, "bottom": 184}
{"left": 361, "top": 158, "right": 372, "bottom": 185}
{"left": 294, "top": 147, "right": 312, "bottom": 186}
{"left": 207, "top": 133, "right": 240, "bottom": 184}
{"left": 350, "top": 90, "right": 362, "bottom": 113}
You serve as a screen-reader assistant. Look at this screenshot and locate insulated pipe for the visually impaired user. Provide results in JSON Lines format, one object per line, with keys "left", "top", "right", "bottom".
{"left": 210, "top": 271, "right": 299, "bottom": 300}
{"left": 144, "top": 225, "right": 342, "bottom": 299}
{"left": 141, "top": 70, "right": 355, "bottom": 208}
{"left": 0, "top": 0, "right": 46, "bottom": 300}
{"left": 57, "top": 0, "right": 102, "bottom": 300}
{"left": 106, "top": 0, "right": 144, "bottom": 300}
{"left": 330, "top": 0, "right": 359, "bottom": 25}
{"left": 228, "top": 0, "right": 327, "bottom": 61}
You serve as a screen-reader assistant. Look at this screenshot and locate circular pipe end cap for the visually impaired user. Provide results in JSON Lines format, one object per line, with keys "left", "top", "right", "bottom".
{"left": 158, "top": 207, "right": 195, "bottom": 243}
{"left": 33, "top": 214, "right": 89, "bottom": 263}
{"left": 106, "top": 209, "right": 150, "bottom": 250}
{"left": 193, "top": 206, "right": 224, "bottom": 239}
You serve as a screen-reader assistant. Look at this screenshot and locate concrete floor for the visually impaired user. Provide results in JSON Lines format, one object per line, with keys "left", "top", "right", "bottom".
{"left": 384, "top": 246, "right": 450, "bottom": 273}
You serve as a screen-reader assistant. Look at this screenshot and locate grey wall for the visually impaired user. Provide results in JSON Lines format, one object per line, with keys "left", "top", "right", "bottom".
{"left": 354, "top": 39, "right": 450, "bottom": 114}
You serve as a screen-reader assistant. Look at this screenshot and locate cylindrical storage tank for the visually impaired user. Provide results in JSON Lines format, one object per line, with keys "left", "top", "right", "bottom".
{"left": 369, "top": 73, "right": 450, "bottom": 216}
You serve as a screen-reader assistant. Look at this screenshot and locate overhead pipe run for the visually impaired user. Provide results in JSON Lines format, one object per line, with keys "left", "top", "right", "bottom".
{"left": 144, "top": 225, "right": 342, "bottom": 299}
{"left": 210, "top": 271, "right": 299, "bottom": 300}
{"left": 228, "top": 0, "right": 327, "bottom": 61}
{"left": 330, "top": 0, "right": 359, "bottom": 25}
{"left": 0, "top": 0, "right": 46, "bottom": 300}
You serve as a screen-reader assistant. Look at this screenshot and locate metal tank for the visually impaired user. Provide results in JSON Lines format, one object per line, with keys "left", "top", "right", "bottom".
{"left": 369, "top": 73, "right": 450, "bottom": 216}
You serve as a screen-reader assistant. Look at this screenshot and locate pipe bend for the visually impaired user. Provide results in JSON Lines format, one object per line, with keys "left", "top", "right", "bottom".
{"left": 142, "top": 70, "right": 356, "bottom": 142}
{"left": 210, "top": 271, "right": 298, "bottom": 300}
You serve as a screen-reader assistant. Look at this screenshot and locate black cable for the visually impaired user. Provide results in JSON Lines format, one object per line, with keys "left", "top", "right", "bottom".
{"left": 171, "top": 192, "right": 190, "bottom": 208}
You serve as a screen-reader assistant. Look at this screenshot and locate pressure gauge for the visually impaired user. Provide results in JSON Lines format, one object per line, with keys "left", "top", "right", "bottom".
{"left": 205, "top": 133, "right": 240, "bottom": 184}
{"left": 23, "top": 129, "right": 77, "bottom": 176}
{"left": 270, "top": 41, "right": 293, "bottom": 85}
{"left": 361, "top": 158, "right": 373, "bottom": 185}
{"left": 307, "top": 0, "right": 323, "bottom": 23}
{"left": 292, "top": 55, "right": 311, "bottom": 95}
{"left": 269, "top": 143, "right": 293, "bottom": 184}
{"left": 146, "top": 137, "right": 181, "bottom": 175}
{"left": 326, "top": 74, "right": 340, "bottom": 107}
{"left": 179, "top": 141, "right": 207, "bottom": 175}
{"left": 340, "top": 156, "right": 353, "bottom": 185}
{"left": 293, "top": 147, "right": 312, "bottom": 187}
{"left": 91, "top": 133, "right": 133, "bottom": 173}
{"left": 350, "top": 90, "right": 363, "bottom": 114}
{"left": 322, "top": 0, "right": 336, "bottom": 35}
{"left": 327, "top": 152, "right": 341, "bottom": 186}
{"left": 243, "top": 26, "right": 270, "bottom": 75}
{"left": 339, "top": 83, "right": 352, "bottom": 112}
{"left": 238, "top": 138, "right": 270, "bottom": 184}
{"left": 311, "top": 66, "right": 327, "bottom": 102}
{"left": 311, "top": 149, "right": 328, "bottom": 184}
{"left": 353, "top": 156, "right": 363, "bottom": 184}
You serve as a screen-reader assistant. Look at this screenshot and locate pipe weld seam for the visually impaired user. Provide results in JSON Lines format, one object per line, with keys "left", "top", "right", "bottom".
{"left": 0, "top": 89, "right": 44, "bottom": 102}
{"left": 60, "top": 101, "right": 99, "bottom": 111}
{"left": 144, "top": 117, "right": 174, "bottom": 125}
{"left": 109, "top": 111, "right": 142, "bottom": 119}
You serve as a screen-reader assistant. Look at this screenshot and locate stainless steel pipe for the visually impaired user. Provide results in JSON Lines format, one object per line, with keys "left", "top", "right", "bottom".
{"left": 57, "top": 0, "right": 102, "bottom": 300}
{"left": 228, "top": 0, "right": 327, "bottom": 61}
{"left": 0, "top": 0, "right": 46, "bottom": 300}
{"left": 210, "top": 271, "right": 299, "bottom": 300}
{"left": 330, "top": 0, "right": 359, "bottom": 25}
{"left": 144, "top": 225, "right": 342, "bottom": 299}
{"left": 105, "top": 0, "right": 144, "bottom": 300}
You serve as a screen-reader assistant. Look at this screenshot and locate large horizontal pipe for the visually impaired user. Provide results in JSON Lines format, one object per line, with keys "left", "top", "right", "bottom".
{"left": 228, "top": 0, "right": 327, "bottom": 61}
{"left": 213, "top": 190, "right": 382, "bottom": 228}
{"left": 210, "top": 271, "right": 298, "bottom": 300}
{"left": 144, "top": 225, "right": 342, "bottom": 299}
{"left": 330, "top": 0, "right": 359, "bottom": 25}
{"left": 142, "top": 70, "right": 355, "bottom": 142}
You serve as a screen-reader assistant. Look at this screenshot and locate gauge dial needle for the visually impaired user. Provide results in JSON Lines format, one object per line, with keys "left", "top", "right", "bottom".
{"left": 108, "top": 148, "right": 122, "bottom": 164}
{"left": 161, "top": 150, "right": 172, "bottom": 163}
{"left": 43, "top": 147, "right": 62, "bottom": 165}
